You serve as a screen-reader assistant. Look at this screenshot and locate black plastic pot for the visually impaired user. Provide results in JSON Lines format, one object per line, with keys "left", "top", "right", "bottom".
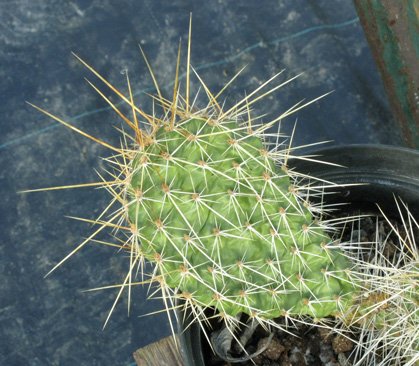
{"left": 177, "top": 144, "right": 419, "bottom": 366}
{"left": 290, "top": 144, "right": 419, "bottom": 218}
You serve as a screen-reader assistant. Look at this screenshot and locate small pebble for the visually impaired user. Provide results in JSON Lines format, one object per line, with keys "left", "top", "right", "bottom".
{"left": 332, "top": 334, "right": 353, "bottom": 354}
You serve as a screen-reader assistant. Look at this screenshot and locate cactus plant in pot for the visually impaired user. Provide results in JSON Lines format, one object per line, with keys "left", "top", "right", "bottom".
{"left": 178, "top": 144, "right": 419, "bottom": 366}
{"left": 25, "top": 24, "right": 419, "bottom": 366}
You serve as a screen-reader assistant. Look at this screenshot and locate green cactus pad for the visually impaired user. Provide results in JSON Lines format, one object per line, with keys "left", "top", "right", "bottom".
{"left": 124, "top": 114, "right": 355, "bottom": 320}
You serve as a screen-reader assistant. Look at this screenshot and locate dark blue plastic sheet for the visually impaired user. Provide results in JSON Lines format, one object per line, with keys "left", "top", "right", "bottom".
{"left": 0, "top": 1, "right": 403, "bottom": 365}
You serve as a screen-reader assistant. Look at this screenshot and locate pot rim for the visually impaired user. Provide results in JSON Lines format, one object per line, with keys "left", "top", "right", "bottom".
{"left": 288, "top": 144, "right": 419, "bottom": 217}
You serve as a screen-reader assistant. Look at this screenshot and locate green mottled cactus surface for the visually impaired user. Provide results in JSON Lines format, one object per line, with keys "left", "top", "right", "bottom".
{"left": 125, "top": 115, "right": 355, "bottom": 319}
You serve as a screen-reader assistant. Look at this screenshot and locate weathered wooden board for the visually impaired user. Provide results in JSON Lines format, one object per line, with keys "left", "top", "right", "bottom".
{"left": 133, "top": 334, "right": 185, "bottom": 366}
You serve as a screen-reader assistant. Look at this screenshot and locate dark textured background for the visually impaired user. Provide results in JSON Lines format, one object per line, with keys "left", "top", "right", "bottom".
{"left": 1, "top": 1, "right": 403, "bottom": 365}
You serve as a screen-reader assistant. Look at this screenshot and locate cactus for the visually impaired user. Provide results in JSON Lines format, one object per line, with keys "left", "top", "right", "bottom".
{"left": 122, "top": 100, "right": 357, "bottom": 322}
{"left": 27, "top": 24, "right": 419, "bottom": 366}
{"left": 340, "top": 203, "right": 419, "bottom": 366}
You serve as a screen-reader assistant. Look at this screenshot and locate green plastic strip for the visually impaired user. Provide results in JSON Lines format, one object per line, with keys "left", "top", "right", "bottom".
{"left": 353, "top": 0, "right": 419, "bottom": 148}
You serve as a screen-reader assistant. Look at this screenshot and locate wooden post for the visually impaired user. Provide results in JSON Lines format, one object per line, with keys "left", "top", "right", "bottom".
{"left": 133, "top": 334, "right": 185, "bottom": 366}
